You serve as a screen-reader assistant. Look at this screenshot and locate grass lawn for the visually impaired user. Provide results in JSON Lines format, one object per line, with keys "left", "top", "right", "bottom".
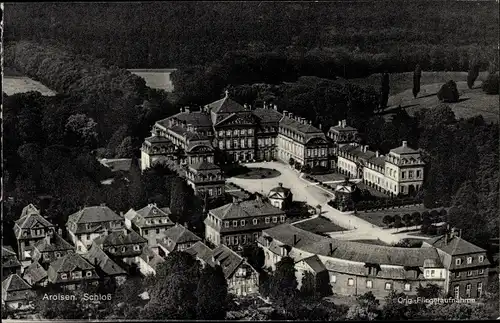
{"left": 128, "top": 69, "right": 176, "bottom": 92}
{"left": 356, "top": 182, "right": 390, "bottom": 199}
{"left": 3, "top": 75, "right": 56, "bottom": 96}
{"left": 355, "top": 204, "right": 431, "bottom": 227}
{"left": 351, "top": 239, "right": 390, "bottom": 246}
{"left": 233, "top": 167, "right": 281, "bottom": 179}
{"left": 294, "top": 216, "right": 346, "bottom": 233}
{"left": 307, "top": 172, "right": 347, "bottom": 183}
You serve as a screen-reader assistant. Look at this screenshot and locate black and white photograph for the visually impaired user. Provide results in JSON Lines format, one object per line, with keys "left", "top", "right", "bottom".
{"left": 1, "top": 1, "right": 499, "bottom": 321}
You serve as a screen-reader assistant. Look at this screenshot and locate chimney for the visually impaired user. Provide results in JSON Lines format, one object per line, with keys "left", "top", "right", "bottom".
{"left": 338, "top": 120, "right": 342, "bottom": 127}
{"left": 103, "top": 228, "right": 109, "bottom": 236}
{"left": 274, "top": 104, "right": 278, "bottom": 111}
{"left": 123, "top": 228, "right": 128, "bottom": 235}
{"left": 342, "top": 120, "right": 347, "bottom": 128}
{"left": 329, "top": 243, "right": 333, "bottom": 255}
{"left": 45, "top": 234, "right": 51, "bottom": 245}
{"left": 458, "top": 229, "right": 462, "bottom": 238}
{"left": 319, "top": 123, "right": 322, "bottom": 131}
{"left": 224, "top": 89, "right": 229, "bottom": 98}
{"left": 58, "top": 228, "right": 62, "bottom": 236}
{"left": 244, "top": 103, "right": 248, "bottom": 110}
{"left": 283, "top": 110, "right": 288, "bottom": 117}
{"left": 376, "top": 151, "right": 380, "bottom": 157}
{"left": 402, "top": 141, "right": 407, "bottom": 147}
{"left": 184, "top": 106, "right": 190, "bottom": 113}
{"left": 100, "top": 203, "right": 106, "bottom": 207}
{"left": 293, "top": 234, "right": 298, "bottom": 246}
{"left": 363, "top": 145, "right": 368, "bottom": 153}
{"left": 308, "top": 120, "right": 312, "bottom": 125}
{"left": 279, "top": 182, "right": 283, "bottom": 187}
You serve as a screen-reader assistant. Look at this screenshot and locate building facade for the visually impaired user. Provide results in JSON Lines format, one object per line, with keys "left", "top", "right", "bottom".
{"left": 31, "top": 233, "right": 74, "bottom": 269}
{"left": 2, "top": 274, "right": 33, "bottom": 310}
{"left": 268, "top": 183, "right": 293, "bottom": 210}
{"left": 205, "top": 197, "right": 287, "bottom": 252}
{"left": 124, "top": 204, "right": 175, "bottom": 248}
{"left": 47, "top": 253, "right": 100, "bottom": 291}
{"left": 157, "top": 224, "right": 202, "bottom": 257}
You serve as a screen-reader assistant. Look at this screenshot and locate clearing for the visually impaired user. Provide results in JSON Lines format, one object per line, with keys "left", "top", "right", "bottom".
{"left": 128, "top": 68, "right": 177, "bottom": 92}
{"left": 3, "top": 67, "right": 56, "bottom": 96}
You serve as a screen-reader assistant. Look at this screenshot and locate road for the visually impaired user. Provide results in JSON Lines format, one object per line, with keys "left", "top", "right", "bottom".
{"left": 227, "top": 161, "right": 403, "bottom": 244}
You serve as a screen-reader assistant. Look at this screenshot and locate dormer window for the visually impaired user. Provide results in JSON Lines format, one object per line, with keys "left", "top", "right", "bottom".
{"left": 233, "top": 221, "right": 238, "bottom": 227}
{"left": 265, "top": 217, "right": 270, "bottom": 224}
{"left": 467, "top": 257, "right": 472, "bottom": 264}
{"left": 134, "top": 245, "right": 140, "bottom": 251}
{"left": 72, "top": 271, "right": 82, "bottom": 279}
{"left": 281, "top": 247, "right": 287, "bottom": 257}
{"left": 240, "top": 220, "right": 246, "bottom": 226}
{"left": 121, "top": 247, "right": 126, "bottom": 252}
{"left": 61, "top": 273, "right": 67, "bottom": 280}
{"left": 253, "top": 219, "right": 258, "bottom": 225}
{"left": 479, "top": 255, "right": 484, "bottom": 263}
{"left": 55, "top": 252, "right": 61, "bottom": 258}
{"left": 86, "top": 271, "right": 92, "bottom": 277}
{"left": 280, "top": 215, "right": 286, "bottom": 223}
{"left": 456, "top": 258, "right": 462, "bottom": 266}
{"left": 110, "top": 247, "right": 116, "bottom": 253}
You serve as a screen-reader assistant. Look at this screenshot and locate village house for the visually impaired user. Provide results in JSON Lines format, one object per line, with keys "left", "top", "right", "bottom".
{"left": 2, "top": 246, "right": 22, "bottom": 277}
{"left": 91, "top": 228, "right": 148, "bottom": 274}
{"left": 137, "top": 246, "right": 165, "bottom": 276}
{"left": 205, "top": 197, "right": 287, "bottom": 252}
{"left": 82, "top": 244, "right": 128, "bottom": 285}
{"left": 422, "top": 229, "right": 490, "bottom": 299}
{"left": 14, "top": 204, "right": 56, "bottom": 262}
{"left": 66, "top": 205, "right": 125, "bottom": 254}
{"left": 327, "top": 120, "right": 359, "bottom": 149}
{"left": 258, "top": 224, "right": 447, "bottom": 298}
{"left": 268, "top": 183, "right": 293, "bottom": 210}
{"left": 2, "top": 274, "right": 33, "bottom": 310}
{"left": 31, "top": 232, "right": 74, "bottom": 269}
{"left": 47, "top": 253, "right": 100, "bottom": 291}
{"left": 23, "top": 261, "right": 48, "bottom": 288}
{"left": 185, "top": 241, "right": 216, "bottom": 268}
{"left": 157, "top": 224, "right": 202, "bottom": 258}
{"left": 124, "top": 203, "right": 175, "bottom": 249}
{"left": 185, "top": 161, "right": 226, "bottom": 198}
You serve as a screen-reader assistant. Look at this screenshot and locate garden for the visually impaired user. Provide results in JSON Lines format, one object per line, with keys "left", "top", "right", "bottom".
{"left": 354, "top": 207, "right": 448, "bottom": 230}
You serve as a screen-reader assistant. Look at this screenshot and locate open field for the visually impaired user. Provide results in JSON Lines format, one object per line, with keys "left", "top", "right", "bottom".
{"left": 355, "top": 205, "right": 442, "bottom": 228}
{"left": 3, "top": 67, "right": 57, "bottom": 96}
{"left": 128, "top": 69, "right": 177, "bottom": 92}
{"left": 294, "top": 216, "right": 346, "bottom": 234}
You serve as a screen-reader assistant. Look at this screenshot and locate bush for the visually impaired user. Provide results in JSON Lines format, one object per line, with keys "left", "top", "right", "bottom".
{"left": 482, "top": 73, "right": 499, "bottom": 95}
{"left": 437, "top": 80, "right": 460, "bottom": 103}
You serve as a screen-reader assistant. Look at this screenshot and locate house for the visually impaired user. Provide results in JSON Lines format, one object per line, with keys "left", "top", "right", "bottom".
{"left": 2, "top": 274, "right": 33, "bottom": 310}
{"left": 258, "top": 223, "right": 447, "bottom": 298}
{"left": 91, "top": 228, "right": 148, "bottom": 272}
{"left": 66, "top": 205, "right": 125, "bottom": 254}
{"left": 123, "top": 203, "right": 175, "bottom": 249}
{"left": 422, "top": 229, "right": 490, "bottom": 299}
{"left": 157, "top": 224, "right": 202, "bottom": 258}
{"left": 14, "top": 204, "right": 56, "bottom": 261}
{"left": 211, "top": 244, "right": 259, "bottom": 296}
{"left": 2, "top": 246, "right": 22, "bottom": 277}
{"left": 31, "top": 233, "right": 74, "bottom": 269}
{"left": 185, "top": 241, "right": 216, "bottom": 268}
{"left": 268, "top": 183, "right": 293, "bottom": 210}
{"left": 295, "top": 255, "right": 330, "bottom": 295}
{"left": 186, "top": 161, "right": 225, "bottom": 198}
{"left": 327, "top": 120, "right": 359, "bottom": 149}
{"left": 82, "top": 244, "right": 128, "bottom": 285}
{"left": 137, "top": 246, "right": 165, "bottom": 276}
{"left": 47, "top": 253, "right": 100, "bottom": 291}
{"left": 205, "top": 197, "right": 286, "bottom": 252}
{"left": 23, "top": 261, "right": 48, "bottom": 287}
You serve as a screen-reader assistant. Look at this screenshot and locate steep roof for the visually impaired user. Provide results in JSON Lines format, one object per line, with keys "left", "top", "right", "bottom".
{"left": 211, "top": 244, "right": 245, "bottom": 279}
{"left": 93, "top": 229, "right": 147, "bottom": 247}
{"left": 49, "top": 253, "right": 94, "bottom": 274}
{"left": 34, "top": 233, "right": 74, "bottom": 252}
{"left": 67, "top": 206, "right": 123, "bottom": 228}
{"left": 158, "top": 111, "right": 213, "bottom": 128}
{"left": 20, "top": 203, "right": 40, "bottom": 218}
{"left": 2, "top": 274, "right": 31, "bottom": 292}
{"left": 139, "top": 246, "right": 166, "bottom": 270}
{"left": 210, "top": 199, "right": 285, "bottom": 220}
{"left": 279, "top": 116, "right": 327, "bottom": 145}
{"left": 302, "top": 255, "right": 327, "bottom": 273}
{"left": 330, "top": 124, "right": 358, "bottom": 132}
{"left": 263, "top": 224, "right": 442, "bottom": 268}
{"left": 189, "top": 161, "right": 221, "bottom": 171}
{"left": 2, "top": 245, "right": 17, "bottom": 257}
{"left": 135, "top": 204, "right": 173, "bottom": 219}
{"left": 144, "top": 135, "right": 174, "bottom": 144}
{"left": 83, "top": 245, "right": 127, "bottom": 276}
{"left": 14, "top": 212, "right": 54, "bottom": 238}
{"left": 206, "top": 95, "right": 246, "bottom": 115}
{"left": 185, "top": 241, "right": 215, "bottom": 267}
{"left": 270, "top": 184, "right": 291, "bottom": 195}
{"left": 163, "top": 224, "right": 202, "bottom": 246}
{"left": 424, "top": 235, "right": 486, "bottom": 256}
{"left": 253, "top": 108, "right": 283, "bottom": 124}
{"left": 23, "top": 262, "right": 48, "bottom": 284}
{"left": 390, "top": 142, "right": 419, "bottom": 155}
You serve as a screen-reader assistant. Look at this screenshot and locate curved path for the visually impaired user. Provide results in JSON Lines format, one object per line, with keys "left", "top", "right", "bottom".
{"left": 227, "top": 161, "right": 403, "bottom": 244}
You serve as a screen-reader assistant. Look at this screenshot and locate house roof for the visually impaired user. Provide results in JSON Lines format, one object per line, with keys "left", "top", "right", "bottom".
{"left": 139, "top": 246, "right": 165, "bottom": 270}
{"left": 390, "top": 143, "right": 419, "bottom": 155}
{"left": 14, "top": 212, "right": 54, "bottom": 239}
{"left": 330, "top": 125, "right": 358, "bottom": 132}
{"left": 2, "top": 245, "right": 16, "bottom": 257}
{"left": 211, "top": 244, "right": 245, "bottom": 279}
{"left": 270, "top": 184, "right": 291, "bottom": 195}
{"left": 167, "top": 124, "right": 210, "bottom": 141}
{"left": 210, "top": 199, "right": 285, "bottom": 220}
{"left": 160, "top": 111, "right": 213, "bottom": 128}
{"left": 20, "top": 203, "right": 40, "bottom": 218}
{"left": 34, "top": 233, "right": 74, "bottom": 253}
{"left": 83, "top": 245, "right": 127, "bottom": 276}
{"left": 93, "top": 229, "right": 148, "bottom": 247}
{"left": 263, "top": 224, "right": 443, "bottom": 268}
{"left": 253, "top": 108, "right": 283, "bottom": 124}
{"left": 424, "top": 235, "right": 486, "bottom": 256}
{"left": 160, "top": 224, "right": 202, "bottom": 251}
{"left": 2, "top": 274, "right": 32, "bottom": 292}
{"left": 67, "top": 206, "right": 123, "bottom": 234}
{"left": 2, "top": 246, "right": 21, "bottom": 268}
{"left": 189, "top": 161, "right": 221, "bottom": 171}
{"left": 49, "top": 253, "right": 94, "bottom": 274}
{"left": 302, "top": 255, "right": 327, "bottom": 273}
{"left": 185, "top": 241, "right": 215, "bottom": 267}
{"left": 279, "top": 116, "right": 327, "bottom": 145}
{"left": 206, "top": 95, "right": 246, "bottom": 115}
{"left": 136, "top": 204, "right": 173, "bottom": 219}
{"left": 23, "top": 262, "right": 48, "bottom": 284}
{"left": 144, "top": 135, "right": 173, "bottom": 144}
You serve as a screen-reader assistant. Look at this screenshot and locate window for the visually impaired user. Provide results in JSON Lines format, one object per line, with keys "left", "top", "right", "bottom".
{"left": 225, "top": 236, "right": 231, "bottom": 245}
{"left": 241, "top": 220, "right": 246, "bottom": 226}
{"left": 409, "top": 170, "right": 414, "bottom": 178}
{"left": 280, "top": 215, "right": 286, "bottom": 223}
{"left": 347, "top": 278, "right": 354, "bottom": 286}
{"left": 44, "top": 253, "right": 50, "bottom": 260}
{"left": 86, "top": 271, "right": 92, "bottom": 277}
{"left": 208, "top": 189, "right": 213, "bottom": 196}
{"left": 253, "top": 219, "right": 258, "bottom": 225}
{"left": 455, "top": 271, "right": 461, "bottom": 278}
{"left": 385, "top": 282, "right": 392, "bottom": 290}
{"left": 219, "top": 131, "right": 224, "bottom": 137}
{"left": 225, "top": 221, "right": 229, "bottom": 228}
{"left": 416, "top": 170, "right": 421, "bottom": 178}
{"left": 479, "top": 255, "right": 484, "bottom": 263}
{"left": 456, "top": 258, "right": 462, "bottom": 265}
{"left": 219, "top": 141, "right": 224, "bottom": 150}
{"left": 431, "top": 270, "right": 435, "bottom": 277}
{"left": 233, "top": 221, "right": 238, "bottom": 227}
{"left": 121, "top": 247, "right": 126, "bottom": 252}
{"left": 466, "top": 284, "right": 471, "bottom": 297}
{"left": 248, "top": 129, "right": 253, "bottom": 135}
{"left": 467, "top": 257, "right": 472, "bottom": 264}
{"left": 479, "top": 269, "right": 484, "bottom": 275}
{"left": 234, "top": 236, "right": 239, "bottom": 245}
{"left": 72, "top": 271, "right": 82, "bottom": 279}
{"left": 61, "top": 273, "right": 68, "bottom": 280}
{"left": 454, "top": 285, "right": 460, "bottom": 299}
{"left": 425, "top": 270, "right": 429, "bottom": 278}
{"left": 272, "top": 217, "right": 277, "bottom": 223}
{"left": 86, "top": 234, "right": 91, "bottom": 240}
{"left": 55, "top": 252, "right": 61, "bottom": 258}
{"left": 144, "top": 230, "right": 149, "bottom": 235}
{"left": 366, "top": 280, "right": 373, "bottom": 288}
{"left": 265, "top": 217, "right": 270, "bottom": 224}
{"left": 134, "top": 245, "right": 140, "bottom": 251}
{"left": 401, "top": 171, "right": 406, "bottom": 179}
{"left": 466, "top": 270, "right": 473, "bottom": 277}
{"left": 330, "top": 274, "right": 337, "bottom": 283}
{"left": 478, "top": 282, "right": 483, "bottom": 298}
{"left": 404, "top": 283, "right": 411, "bottom": 291}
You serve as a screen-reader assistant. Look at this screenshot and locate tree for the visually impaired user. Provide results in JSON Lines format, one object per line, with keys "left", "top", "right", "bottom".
{"left": 242, "top": 244, "right": 265, "bottom": 270}
{"left": 416, "top": 283, "right": 443, "bottom": 299}
{"left": 289, "top": 158, "right": 295, "bottom": 166}
{"left": 437, "top": 80, "right": 460, "bottom": 103}
{"left": 64, "top": 113, "right": 98, "bottom": 148}
{"left": 381, "top": 290, "right": 418, "bottom": 320}
{"left": 467, "top": 61, "right": 480, "bottom": 89}
{"left": 393, "top": 214, "right": 402, "bottom": 228}
{"left": 115, "top": 136, "right": 134, "bottom": 158}
{"left": 382, "top": 215, "right": 394, "bottom": 227}
{"left": 412, "top": 64, "right": 422, "bottom": 98}
{"left": 346, "top": 291, "right": 380, "bottom": 321}
{"left": 196, "top": 265, "right": 228, "bottom": 320}
{"left": 482, "top": 73, "right": 499, "bottom": 95}
{"left": 379, "top": 72, "right": 390, "bottom": 110}
{"left": 269, "top": 256, "right": 299, "bottom": 316}
{"left": 169, "top": 177, "right": 190, "bottom": 223}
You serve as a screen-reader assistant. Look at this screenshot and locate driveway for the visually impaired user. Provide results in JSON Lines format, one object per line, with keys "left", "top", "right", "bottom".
{"left": 228, "top": 161, "right": 402, "bottom": 244}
